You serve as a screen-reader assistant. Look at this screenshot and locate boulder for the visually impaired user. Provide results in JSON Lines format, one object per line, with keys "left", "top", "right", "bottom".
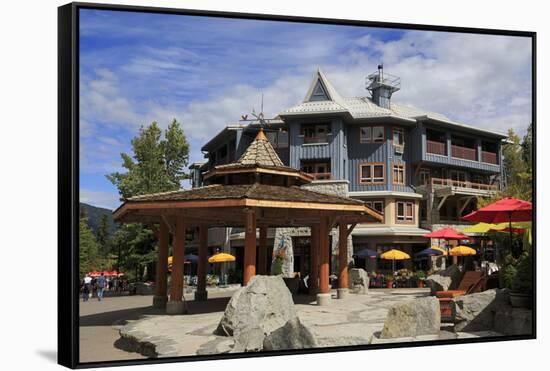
{"left": 348, "top": 268, "right": 369, "bottom": 294}
{"left": 216, "top": 275, "right": 317, "bottom": 352}
{"left": 263, "top": 318, "right": 317, "bottom": 350}
{"left": 451, "top": 289, "right": 509, "bottom": 332}
{"left": 425, "top": 265, "right": 462, "bottom": 293}
{"left": 215, "top": 275, "right": 296, "bottom": 337}
{"left": 380, "top": 297, "right": 441, "bottom": 339}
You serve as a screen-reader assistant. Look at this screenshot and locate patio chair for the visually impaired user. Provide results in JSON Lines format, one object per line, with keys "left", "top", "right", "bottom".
{"left": 435, "top": 271, "right": 486, "bottom": 319}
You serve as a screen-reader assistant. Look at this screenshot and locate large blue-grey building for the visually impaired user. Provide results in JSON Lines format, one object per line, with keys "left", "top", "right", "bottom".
{"left": 191, "top": 66, "right": 507, "bottom": 274}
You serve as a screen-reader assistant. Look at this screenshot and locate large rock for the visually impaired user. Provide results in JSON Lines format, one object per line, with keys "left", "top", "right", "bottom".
{"left": 425, "top": 265, "right": 462, "bottom": 293}
{"left": 215, "top": 275, "right": 296, "bottom": 337}
{"left": 380, "top": 297, "right": 441, "bottom": 339}
{"left": 216, "top": 275, "right": 317, "bottom": 352}
{"left": 348, "top": 268, "right": 369, "bottom": 294}
{"left": 263, "top": 317, "right": 317, "bottom": 350}
{"left": 451, "top": 289, "right": 509, "bottom": 332}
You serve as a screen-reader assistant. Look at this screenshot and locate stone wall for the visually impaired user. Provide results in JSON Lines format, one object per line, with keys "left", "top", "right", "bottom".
{"left": 300, "top": 179, "right": 349, "bottom": 197}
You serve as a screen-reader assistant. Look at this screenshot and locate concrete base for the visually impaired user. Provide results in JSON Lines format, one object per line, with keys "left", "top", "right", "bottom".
{"left": 166, "top": 300, "right": 187, "bottom": 315}
{"left": 194, "top": 290, "right": 208, "bottom": 301}
{"left": 316, "top": 293, "right": 332, "bottom": 306}
{"left": 152, "top": 295, "right": 168, "bottom": 309}
{"left": 337, "top": 288, "right": 349, "bottom": 299}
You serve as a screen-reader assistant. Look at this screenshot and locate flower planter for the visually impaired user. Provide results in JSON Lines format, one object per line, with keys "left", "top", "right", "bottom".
{"left": 386, "top": 280, "right": 394, "bottom": 289}
{"left": 416, "top": 280, "right": 425, "bottom": 288}
{"left": 509, "top": 291, "right": 533, "bottom": 309}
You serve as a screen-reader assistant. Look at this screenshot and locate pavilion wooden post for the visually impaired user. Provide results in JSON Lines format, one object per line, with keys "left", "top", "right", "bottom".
{"left": 166, "top": 216, "right": 186, "bottom": 314}
{"left": 317, "top": 216, "right": 331, "bottom": 306}
{"left": 309, "top": 224, "right": 320, "bottom": 295}
{"left": 152, "top": 221, "right": 169, "bottom": 309}
{"left": 195, "top": 225, "right": 208, "bottom": 301}
{"left": 258, "top": 226, "right": 268, "bottom": 275}
{"left": 243, "top": 209, "right": 257, "bottom": 286}
{"left": 337, "top": 222, "right": 349, "bottom": 299}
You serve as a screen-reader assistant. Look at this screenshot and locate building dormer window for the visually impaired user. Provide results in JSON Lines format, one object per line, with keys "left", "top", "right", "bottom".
{"left": 300, "top": 123, "right": 331, "bottom": 144}
{"left": 360, "top": 126, "right": 385, "bottom": 143}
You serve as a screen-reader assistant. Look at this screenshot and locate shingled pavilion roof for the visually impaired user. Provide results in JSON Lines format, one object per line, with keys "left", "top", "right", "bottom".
{"left": 203, "top": 128, "right": 313, "bottom": 185}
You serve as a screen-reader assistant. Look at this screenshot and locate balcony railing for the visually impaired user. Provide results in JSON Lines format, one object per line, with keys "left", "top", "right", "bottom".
{"left": 304, "top": 135, "right": 328, "bottom": 144}
{"left": 430, "top": 177, "right": 498, "bottom": 191}
{"left": 309, "top": 172, "right": 332, "bottom": 180}
{"left": 481, "top": 151, "right": 498, "bottom": 164}
{"left": 426, "top": 140, "right": 446, "bottom": 156}
{"left": 451, "top": 145, "right": 477, "bottom": 161}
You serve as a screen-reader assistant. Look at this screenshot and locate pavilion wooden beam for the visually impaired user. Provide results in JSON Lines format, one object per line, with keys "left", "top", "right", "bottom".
{"left": 317, "top": 216, "right": 331, "bottom": 306}
{"left": 243, "top": 209, "right": 257, "bottom": 286}
{"left": 347, "top": 223, "right": 357, "bottom": 237}
{"left": 166, "top": 216, "right": 186, "bottom": 314}
{"left": 152, "top": 221, "right": 169, "bottom": 309}
{"left": 309, "top": 224, "right": 319, "bottom": 295}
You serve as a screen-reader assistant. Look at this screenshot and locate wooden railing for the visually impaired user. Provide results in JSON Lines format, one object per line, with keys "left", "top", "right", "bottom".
{"left": 304, "top": 135, "right": 328, "bottom": 144}
{"left": 309, "top": 172, "right": 332, "bottom": 180}
{"left": 481, "top": 151, "right": 498, "bottom": 164}
{"left": 430, "top": 177, "right": 498, "bottom": 191}
{"left": 426, "top": 140, "right": 446, "bottom": 156}
{"left": 451, "top": 145, "right": 477, "bottom": 161}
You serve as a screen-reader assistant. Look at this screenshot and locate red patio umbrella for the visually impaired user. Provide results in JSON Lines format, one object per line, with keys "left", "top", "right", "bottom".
{"left": 424, "top": 227, "right": 471, "bottom": 240}
{"left": 462, "top": 196, "right": 533, "bottom": 250}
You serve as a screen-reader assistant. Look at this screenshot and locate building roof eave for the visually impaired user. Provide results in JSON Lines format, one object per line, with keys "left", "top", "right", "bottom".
{"left": 417, "top": 115, "right": 507, "bottom": 139}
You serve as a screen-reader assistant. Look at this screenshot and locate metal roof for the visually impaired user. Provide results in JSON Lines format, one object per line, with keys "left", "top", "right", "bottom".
{"left": 280, "top": 70, "right": 507, "bottom": 139}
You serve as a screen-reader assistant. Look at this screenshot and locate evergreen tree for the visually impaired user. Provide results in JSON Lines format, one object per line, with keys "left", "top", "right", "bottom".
{"left": 96, "top": 214, "right": 110, "bottom": 255}
{"left": 79, "top": 216, "right": 100, "bottom": 278}
{"left": 107, "top": 119, "right": 190, "bottom": 199}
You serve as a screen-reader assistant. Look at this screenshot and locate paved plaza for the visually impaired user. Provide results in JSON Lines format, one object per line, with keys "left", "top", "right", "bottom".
{"left": 79, "top": 287, "right": 505, "bottom": 362}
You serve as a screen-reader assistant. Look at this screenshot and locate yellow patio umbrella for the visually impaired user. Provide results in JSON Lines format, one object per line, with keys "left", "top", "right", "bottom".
{"left": 463, "top": 222, "right": 497, "bottom": 234}
{"left": 380, "top": 249, "right": 411, "bottom": 273}
{"left": 448, "top": 245, "right": 477, "bottom": 256}
{"left": 208, "top": 252, "right": 236, "bottom": 286}
{"left": 208, "top": 253, "right": 236, "bottom": 263}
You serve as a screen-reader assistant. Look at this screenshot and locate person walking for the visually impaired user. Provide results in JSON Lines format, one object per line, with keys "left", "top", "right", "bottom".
{"left": 82, "top": 274, "right": 92, "bottom": 301}
{"left": 96, "top": 272, "right": 106, "bottom": 301}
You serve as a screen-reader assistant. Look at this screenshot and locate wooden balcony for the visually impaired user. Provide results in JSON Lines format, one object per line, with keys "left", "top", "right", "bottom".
{"left": 304, "top": 135, "right": 328, "bottom": 144}
{"left": 481, "top": 151, "right": 498, "bottom": 164}
{"left": 426, "top": 140, "right": 446, "bottom": 156}
{"left": 430, "top": 177, "right": 498, "bottom": 192}
{"left": 309, "top": 172, "right": 332, "bottom": 180}
{"left": 451, "top": 145, "right": 477, "bottom": 161}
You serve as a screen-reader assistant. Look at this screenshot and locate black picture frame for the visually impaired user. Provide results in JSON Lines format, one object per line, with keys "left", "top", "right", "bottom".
{"left": 58, "top": 2, "right": 536, "bottom": 369}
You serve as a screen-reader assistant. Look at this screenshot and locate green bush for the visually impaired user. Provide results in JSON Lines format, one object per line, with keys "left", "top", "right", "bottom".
{"left": 503, "top": 252, "right": 533, "bottom": 294}
{"left": 413, "top": 270, "right": 426, "bottom": 280}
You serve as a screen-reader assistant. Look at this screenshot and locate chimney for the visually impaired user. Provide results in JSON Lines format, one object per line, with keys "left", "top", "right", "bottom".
{"left": 366, "top": 64, "right": 401, "bottom": 109}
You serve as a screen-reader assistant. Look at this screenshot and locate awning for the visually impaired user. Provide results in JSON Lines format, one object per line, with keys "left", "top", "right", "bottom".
{"left": 351, "top": 226, "right": 431, "bottom": 237}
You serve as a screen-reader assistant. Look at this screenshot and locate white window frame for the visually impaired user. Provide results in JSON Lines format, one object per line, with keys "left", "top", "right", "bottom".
{"left": 360, "top": 163, "right": 385, "bottom": 184}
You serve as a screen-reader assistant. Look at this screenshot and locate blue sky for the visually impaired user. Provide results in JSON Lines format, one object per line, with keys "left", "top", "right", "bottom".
{"left": 79, "top": 9, "right": 532, "bottom": 209}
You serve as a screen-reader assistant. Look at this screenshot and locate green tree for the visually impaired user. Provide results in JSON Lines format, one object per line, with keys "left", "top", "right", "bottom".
{"left": 79, "top": 216, "right": 100, "bottom": 278}
{"left": 501, "top": 128, "right": 532, "bottom": 201}
{"left": 96, "top": 214, "right": 110, "bottom": 255}
{"left": 111, "top": 223, "right": 157, "bottom": 281}
{"left": 107, "top": 119, "right": 190, "bottom": 199}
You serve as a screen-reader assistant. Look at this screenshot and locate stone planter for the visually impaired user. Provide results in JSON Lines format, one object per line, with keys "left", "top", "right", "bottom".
{"left": 509, "top": 291, "right": 532, "bottom": 309}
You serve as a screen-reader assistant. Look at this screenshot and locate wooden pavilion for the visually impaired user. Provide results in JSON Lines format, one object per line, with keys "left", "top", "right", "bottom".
{"left": 113, "top": 129, "right": 383, "bottom": 313}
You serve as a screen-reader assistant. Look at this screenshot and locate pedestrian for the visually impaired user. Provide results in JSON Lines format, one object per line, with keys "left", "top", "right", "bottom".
{"left": 83, "top": 274, "right": 92, "bottom": 301}
{"left": 96, "top": 272, "right": 106, "bottom": 301}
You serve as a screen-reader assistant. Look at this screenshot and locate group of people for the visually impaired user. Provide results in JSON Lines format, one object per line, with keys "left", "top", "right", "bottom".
{"left": 80, "top": 273, "right": 128, "bottom": 301}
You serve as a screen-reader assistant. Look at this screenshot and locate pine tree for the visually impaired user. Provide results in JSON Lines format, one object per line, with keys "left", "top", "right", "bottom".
{"left": 79, "top": 216, "right": 100, "bottom": 278}
{"left": 96, "top": 214, "right": 110, "bottom": 255}
{"left": 107, "top": 120, "right": 190, "bottom": 199}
